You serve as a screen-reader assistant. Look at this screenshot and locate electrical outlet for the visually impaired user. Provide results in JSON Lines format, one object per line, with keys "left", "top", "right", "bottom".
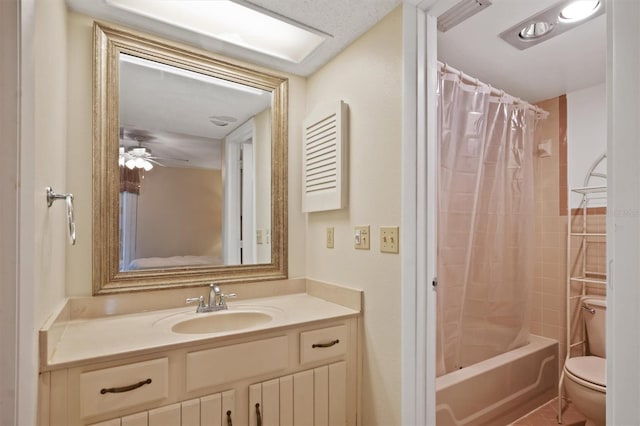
{"left": 354, "top": 225, "right": 370, "bottom": 250}
{"left": 326, "top": 227, "right": 334, "bottom": 248}
{"left": 256, "top": 229, "right": 263, "bottom": 245}
{"left": 380, "top": 226, "right": 399, "bottom": 253}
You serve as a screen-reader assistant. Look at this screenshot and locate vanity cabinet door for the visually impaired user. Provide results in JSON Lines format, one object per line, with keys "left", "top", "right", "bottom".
{"left": 293, "top": 370, "right": 314, "bottom": 425}
{"left": 201, "top": 392, "right": 238, "bottom": 426}
{"left": 248, "top": 361, "right": 347, "bottom": 426}
{"left": 148, "top": 403, "right": 181, "bottom": 426}
{"left": 88, "top": 390, "right": 235, "bottom": 426}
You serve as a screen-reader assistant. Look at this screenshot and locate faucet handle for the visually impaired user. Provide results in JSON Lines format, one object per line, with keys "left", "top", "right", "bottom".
{"left": 219, "top": 292, "right": 237, "bottom": 306}
{"left": 186, "top": 296, "right": 206, "bottom": 309}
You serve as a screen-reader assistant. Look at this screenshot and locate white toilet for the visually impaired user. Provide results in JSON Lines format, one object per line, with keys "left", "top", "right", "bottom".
{"left": 563, "top": 296, "right": 606, "bottom": 426}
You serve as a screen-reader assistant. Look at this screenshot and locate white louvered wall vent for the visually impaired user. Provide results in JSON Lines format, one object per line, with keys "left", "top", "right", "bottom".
{"left": 302, "top": 100, "right": 348, "bottom": 213}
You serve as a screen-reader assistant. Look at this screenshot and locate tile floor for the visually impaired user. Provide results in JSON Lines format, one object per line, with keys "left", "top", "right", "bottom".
{"left": 511, "top": 397, "right": 586, "bottom": 426}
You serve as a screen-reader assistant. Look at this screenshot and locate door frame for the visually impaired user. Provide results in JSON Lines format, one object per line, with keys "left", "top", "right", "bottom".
{"left": 606, "top": 0, "right": 640, "bottom": 423}
{"left": 1, "top": 0, "right": 37, "bottom": 424}
{"left": 0, "top": 0, "right": 21, "bottom": 423}
{"left": 401, "top": 1, "right": 458, "bottom": 424}
{"left": 223, "top": 119, "right": 256, "bottom": 265}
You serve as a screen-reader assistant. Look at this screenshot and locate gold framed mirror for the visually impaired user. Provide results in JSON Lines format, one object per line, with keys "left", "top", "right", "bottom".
{"left": 93, "top": 22, "right": 288, "bottom": 294}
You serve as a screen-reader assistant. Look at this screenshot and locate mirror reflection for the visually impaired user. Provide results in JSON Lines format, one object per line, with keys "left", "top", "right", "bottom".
{"left": 118, "top": 53, "right": 273, "bottom": 271}
{"left": 92, "top": 22, "right": 288, "bottom": 294}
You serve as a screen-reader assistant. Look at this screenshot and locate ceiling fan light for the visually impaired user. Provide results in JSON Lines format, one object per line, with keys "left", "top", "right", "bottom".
{"left": 119, "top": 156, "right": 125, "bottom": 167}
{"left": 134, "top": 158, "right": 145, "bottom": 168}
{"left": 125, "top": 158, "right": 136, "bottom": 169}
{"left": 143, "top": 160, "right": 154, "bottom": 171}
{"left": 129, "top": 147, "right": 150, "bottom": 157}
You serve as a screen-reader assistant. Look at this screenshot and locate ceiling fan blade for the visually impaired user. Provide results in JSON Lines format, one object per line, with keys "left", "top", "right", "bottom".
{"left": 146, "top": 158, "right": 166, "bottom": 167}
{"left": 148, "top": 156, "right": 189, "bottom": 163}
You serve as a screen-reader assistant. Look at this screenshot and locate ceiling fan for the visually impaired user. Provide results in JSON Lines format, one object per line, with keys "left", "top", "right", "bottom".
{"left": 119, "top": 128, "right": 189, "bottom": 170}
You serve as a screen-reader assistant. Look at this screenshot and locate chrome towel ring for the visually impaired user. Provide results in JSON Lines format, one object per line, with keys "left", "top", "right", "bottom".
{"left": 46, "top": 186, "right": 76, "bottom": 245}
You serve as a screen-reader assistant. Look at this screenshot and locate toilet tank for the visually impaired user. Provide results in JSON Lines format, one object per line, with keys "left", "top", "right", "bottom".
{"left": 583, "top": 296, "right": 606, "bottom": 357}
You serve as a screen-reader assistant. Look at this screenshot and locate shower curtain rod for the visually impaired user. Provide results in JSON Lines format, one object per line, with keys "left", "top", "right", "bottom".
{"left": 438, "top": 62, "right": 549, "bottom": 119}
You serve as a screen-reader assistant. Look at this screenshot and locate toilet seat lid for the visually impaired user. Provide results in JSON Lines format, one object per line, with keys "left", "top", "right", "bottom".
{"left": 565, "top": 356, "right": 606, "bottom": 387}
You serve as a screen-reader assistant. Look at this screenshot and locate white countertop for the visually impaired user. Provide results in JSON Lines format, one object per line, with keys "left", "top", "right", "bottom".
{"left": 43, "top": 293, "right": 359, "bottom": 370}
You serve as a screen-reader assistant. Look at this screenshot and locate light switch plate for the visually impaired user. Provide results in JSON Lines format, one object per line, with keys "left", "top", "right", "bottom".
{"left": 326, "top": 227, "right": 334, "bottom": 248}
{"left": 380, "top": 226, "right": 399, "bottom": 253}
{"left": 354, "top": 225, "right": 370, "bottom": 250}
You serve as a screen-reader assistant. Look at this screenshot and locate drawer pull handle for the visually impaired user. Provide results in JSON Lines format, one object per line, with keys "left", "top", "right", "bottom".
{"left": 312, "top": 339, "right": 340, "bottom": 349}
{"left": 100, "top": 378, "right": 152, "bottom": 394}
{"left": 227, "top": 410, "right": 233, "bottom": 426}
{"left": 255, "top": 403, "right": 262, "bottom": 426}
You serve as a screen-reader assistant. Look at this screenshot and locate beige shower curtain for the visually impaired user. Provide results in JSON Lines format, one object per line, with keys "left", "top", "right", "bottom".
{"left": 436, "top": 72, "right": 536, "bottom": 376}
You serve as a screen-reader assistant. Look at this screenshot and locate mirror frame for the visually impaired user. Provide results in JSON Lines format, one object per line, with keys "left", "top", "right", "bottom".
{"left": 93, "top": 22, "right": 288, "bottom": 294}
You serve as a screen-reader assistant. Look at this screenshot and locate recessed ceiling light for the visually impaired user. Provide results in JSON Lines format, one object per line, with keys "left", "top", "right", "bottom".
{"left": 519, "top": 22, "right": 554, "bottom": 40}
{"left": 499, "top": 0, "right": 605, "bottom": 50}
{"left": 560, "top": 0, "right": 601, "bottom": 22}
{"left": 105, "top": 0, "right": 329, "bottom": 63}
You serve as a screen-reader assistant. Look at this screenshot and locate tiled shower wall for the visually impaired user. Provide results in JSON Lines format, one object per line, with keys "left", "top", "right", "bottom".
{"left": 532, "top": 97, "right": 568, "bottom": 361}
{"left": 533, "top": 96, "right": 607, "bottom": 364}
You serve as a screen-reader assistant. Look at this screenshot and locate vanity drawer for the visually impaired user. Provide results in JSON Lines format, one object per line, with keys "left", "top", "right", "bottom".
{"left": 300, "top": 325, "right": 347, "bottom": 365}
{"left": 186, "top": 335, "right": 289, "bottom": 392}
{"left": 79, "top": 357, "right": 169, "bottom": 419}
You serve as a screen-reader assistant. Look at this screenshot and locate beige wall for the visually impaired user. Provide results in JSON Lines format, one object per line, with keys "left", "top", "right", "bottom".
{"left": 305, "top": 7, "right": 403, "bottom": 425}
{"left": 65, "top": 12, "right": 94, "bottom": 296}
{"left": 136, "top": 167, "right": 222, "bottom": 259}
{"left": 23, "top": 0, "right": 70, "bottom": 422}
{"left": 64, "top": 12, "right": 307, "bottom": 295}
{"left": 34, "top": 0, "right": 68, "bottom": 328}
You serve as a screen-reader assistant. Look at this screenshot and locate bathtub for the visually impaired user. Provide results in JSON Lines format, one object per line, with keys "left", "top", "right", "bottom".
{"left": 436, "top": 335, "right": 558, "bottom": 426}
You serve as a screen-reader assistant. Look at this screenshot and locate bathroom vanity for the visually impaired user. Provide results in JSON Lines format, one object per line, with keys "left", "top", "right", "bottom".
{"left": 38, "top": 280, "right": 362, "bottom": 426}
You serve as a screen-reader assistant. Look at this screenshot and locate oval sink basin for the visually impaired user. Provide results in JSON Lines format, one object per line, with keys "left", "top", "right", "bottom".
{"left": 171, "top": 311, "right": 272, "bottom": 334}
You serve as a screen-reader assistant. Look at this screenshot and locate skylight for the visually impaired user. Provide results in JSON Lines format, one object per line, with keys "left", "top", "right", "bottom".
{"left": 106, "top": 0, "right": 328, "bottom": 63}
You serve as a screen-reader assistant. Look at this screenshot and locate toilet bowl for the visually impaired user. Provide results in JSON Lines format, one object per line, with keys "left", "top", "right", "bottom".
{"left": 563, "top": 296, "right": 606, "bottom": 426}
{"left": 564, "top": 356, "right": 605, "bottom": 426}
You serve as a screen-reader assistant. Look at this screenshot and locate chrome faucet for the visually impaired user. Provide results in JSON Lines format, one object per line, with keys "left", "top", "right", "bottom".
{"left": 186, "top": 284, "right": 236, "bottom": 313}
